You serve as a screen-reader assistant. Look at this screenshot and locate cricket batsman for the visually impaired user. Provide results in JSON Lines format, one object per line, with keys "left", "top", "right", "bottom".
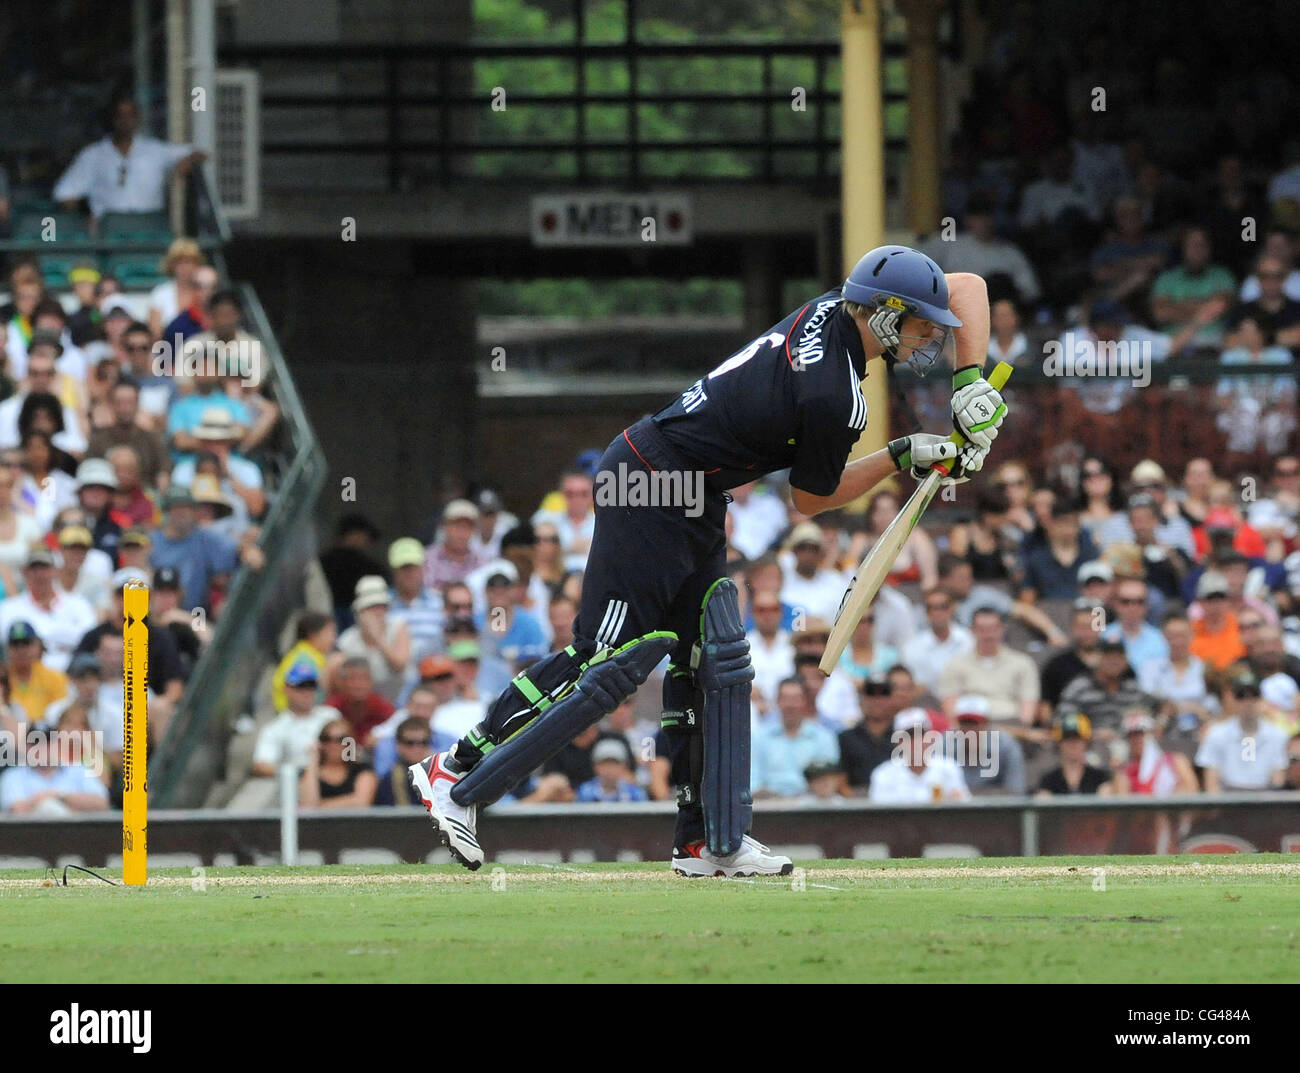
{"left": 410, "top": 245, "right": 1006, "bottom": 876}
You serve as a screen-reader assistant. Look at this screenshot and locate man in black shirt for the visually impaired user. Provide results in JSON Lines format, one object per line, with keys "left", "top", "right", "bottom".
{"left": 839, "top": 675, "right": 900, "bottom": 791}
{"left": 1036, "top": 712, "right": 1115, "bottom": 795}
{"left": 1039, "top": 600, "right": 1104, "bottom": 719}
{"left": 411, "top": 246, "right": 1008, "bottom": 877}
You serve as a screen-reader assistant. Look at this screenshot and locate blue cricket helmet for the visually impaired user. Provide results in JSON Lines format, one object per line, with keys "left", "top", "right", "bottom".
{"left": 842, "top": 245, "right": 962, "bottom": 327}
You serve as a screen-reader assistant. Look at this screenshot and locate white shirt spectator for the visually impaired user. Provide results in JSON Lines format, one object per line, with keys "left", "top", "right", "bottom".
{"left": 19, "top": 469, "right": 78, "bottom": 532}
{"left": 532, "top": 508, "right": 595, "bottom": 570}
{"left": 870, "top": 585, "right": 920, "bottom": 650}
{"left": 902, "top": 622, "right": 974, "bottom": 695}
{"left": 747, "top": 627, "right": 794, "bottom": 708}
{"left": 987, "top": 331, "right": 1029, "bottom": 365}
{"left": 728, "top": 490, "right": 788, "bottom": 560}
{"left": 149, "top": 279, "right": 182, "bottom": 328}
{"left": 812, "top": 670, "right": 862, "bottom": 731}
{"left": 1195, "top": 717, "right": 1288, "bottom": 790}
{"left": 1239, "top": 269, "right": 1300, "bottom": 303}
{"left": 919, "top": 234, "right": 1041, "bottom": 303}
{"left": 869, "top": 754, "right": 971, "bottom": 803}
{"left": 432, "top": 697, "right": 487, "bottom": 740}
{"left": 56, "top": 548, "right": 115, "bottom": 616}
{"left": 0, "top": 590, "right": 97, "bottom": 672}
{"left": 0, "top": 513, "right": 42, "bottom": 576}
{"left": 1018, "top": 176, "right": 1099, "bottom": 229}
{"left": 53, "top": 134, "right": 193, "bottom": 219}
{"left": 0, "top": 393, "right": 88, "bottom": 454}
{"left": 253, "top": 705, "right": 340, "bottom": 771}
{"left": 1266, "top": 163, "right": 1300, "bottom": 210}
{"left": 336, "top": 617, "right": 410, "bottom": 703}
{"left": 780, "top": 566, "right": 848, "bottom": 624}
{"left": 92, "top": 681, "right": 157, "bottom": 752}
{"left": 1138, "top": 655, "right": 1212, "bottom": 716}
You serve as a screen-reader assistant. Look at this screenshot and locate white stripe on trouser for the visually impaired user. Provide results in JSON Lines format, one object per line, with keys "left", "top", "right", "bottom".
{"left": 597, "top": 599, "right": 627, "bottom": 647}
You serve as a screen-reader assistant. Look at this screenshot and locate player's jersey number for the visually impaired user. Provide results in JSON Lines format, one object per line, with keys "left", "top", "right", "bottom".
{"left": 680, "top": 332, "right": 785, "bottom": 413}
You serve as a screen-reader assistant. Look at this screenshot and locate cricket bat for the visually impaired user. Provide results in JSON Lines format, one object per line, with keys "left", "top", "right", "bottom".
{"left": 819, "top": 361, "right": 1013, "bottom": 676}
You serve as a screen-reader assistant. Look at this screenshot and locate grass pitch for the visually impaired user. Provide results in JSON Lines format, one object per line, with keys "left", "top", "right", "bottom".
{"left": 1, "top": 855, "right": 1297, "bottom": 983}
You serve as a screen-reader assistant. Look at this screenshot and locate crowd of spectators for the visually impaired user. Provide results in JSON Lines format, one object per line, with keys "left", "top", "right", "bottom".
{"left": 0, "top": 93, "right": 278, "bottom": 813}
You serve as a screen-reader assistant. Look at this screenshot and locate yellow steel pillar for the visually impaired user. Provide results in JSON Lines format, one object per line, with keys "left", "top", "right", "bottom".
{"left": 903, "top": 0, "right": 943, "bottom": 236}
{"left": 841, "top": 0, "right": 889, "bottom": 492}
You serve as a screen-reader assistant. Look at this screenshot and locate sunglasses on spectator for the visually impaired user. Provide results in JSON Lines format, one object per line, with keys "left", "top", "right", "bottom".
{"left": 1259, "top": 271, "right": 1286, "bottom": 280}
{"left": 1115, "top": 596, "right": 1145, "bottom": 605}
{"left": 446, "top": 601, "right": 473, "bottom": 612}
{"left": 754, "top": 604, "right": 781, "bottom": 614}
{"left": 125, "top": 343, "right": 151, "bottom": 352}
{"left": 320, "top": 734, "right": 347, "bottom": 743}
{"left": 398, "top": 737, "right": 428, "bottom": 747}
{"left": 1232, "top": 688, "right": 1260, "bottom": 699}
{"left": 537, "top": 535, "right": 560, "bottom": 543}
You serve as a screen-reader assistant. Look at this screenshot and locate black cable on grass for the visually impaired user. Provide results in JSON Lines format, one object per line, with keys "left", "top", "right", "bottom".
{"left": 51, "top": 864, "right": 119, "bottom": 886}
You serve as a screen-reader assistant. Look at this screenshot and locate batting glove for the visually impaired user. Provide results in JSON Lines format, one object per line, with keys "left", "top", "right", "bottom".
{"left": 888, "top": 433, "right": 965, "bottom": 484}
{"left": 951, "top": 366, "right": 1007, "bottom": 451}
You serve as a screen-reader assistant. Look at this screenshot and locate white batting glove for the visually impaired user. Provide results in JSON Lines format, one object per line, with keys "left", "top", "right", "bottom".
{"left": 888, "top": 433, "right": 965, "bottom": 484}
{"left": 951, "top": 367, "right": 1007, "bottom": 451}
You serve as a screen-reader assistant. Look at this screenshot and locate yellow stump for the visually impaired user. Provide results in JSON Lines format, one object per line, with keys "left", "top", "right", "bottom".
{"left": 122, "top": 581, "right": 149, "bottom": 885}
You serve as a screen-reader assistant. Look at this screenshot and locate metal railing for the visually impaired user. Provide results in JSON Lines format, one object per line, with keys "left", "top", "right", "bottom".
{"left": 148, "top": 283, "right": 326, "bottom": 807}
{"left": 219, "top": 38, "right": 908, "bottom": 189}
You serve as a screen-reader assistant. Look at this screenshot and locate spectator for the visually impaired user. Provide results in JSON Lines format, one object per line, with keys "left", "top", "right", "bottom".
{"left": 1112, "top": 710, "right": 1197, "bottom": 794}
{"left": 5, "top": 621, "right": 67, "bottom": 727}
{"left": 375, "top": 714, "right": 456, "bottom": 806}
{"left": 792, "top": 640, "right": 858, "bottom": 731}
{"left": 436, "top": 639, "right": 488, "bottom": 738}
{"left": 1283, "top": 734, "right": 1300, "bottom": 791}
{"left": 1196, "top": 669, "right": 1289, "bottom": 791}
{"left": 540, "top": 726, "right": 630, "bottom": 799}
{"left": 54, "top": 523, "right": 112, "bottom": 616}
{"left": 1265, "top": 139, "right": 1300, "bottom": 217}
{"left": 475, "top": 561, "right": 546, "bottom": 695}
{"left": 161, "top": 263, "right": 220, "bottom": 341}
{"left": 1190, "top": 485, "right": 1268, "bottom": 562}
{"left": 1121, "top": 495, "right": 1191, "bottom": 600}
{"left": 1074, "top": 456, "right": 1124, "bottom": 543}
{"left": 298, "top": 718, "right": 377, "bottom": 808}
{"left": 86, "top": 379, "right": 171, "bottom": 490}
{"left": 1019, "top": 144, "right": 1100, "bottom": 232}
{"left": 1040, "top": 600, "right": 1105, "bottom": 716}
{"left": 869, "top": 708, "right": 970, "bottom": 803}
{"left": 901, "top": 588, "right": 973, "bottom": 697}
{"left": 986, "top": 296, "right": 1029, "bottom": 365}
{"left": 751, "top": 678, "right": 840, "bottom": 798}
{"left": 1150, "top": 226, "right": 1236, "bottom": 347}
{"left": 532, "top": 469, "right": 595, "bottom": 568}
{"left": 106, "top": 445, "right": 158, "bottom": 530}
{"left": 20, "top": 429, "right": 77, "bottom": 533}
{"left": 117, "top": 528, "right": 153, "bottom": 572}
{"left": 1175, "top": 457, "right": 1215, "bottom": 528}
{"left": 148, "top": 238, "right": 207, "bottom": 337}
{"left": 53, "top": 93, "right": 205, "bottom": 220}
{"left": 166, "top": 369, "right": 251, "bottom": 463}
{"left": 938, "top": 607, "right": 1040, "bottom": 730}
{"left": 532, "top": 519, "right": 565, "bottom": 592}
{"left": 834, "top": 611, "right": 898, "bottom": 684}
{"left": 1036, "top": 712, "right": 1114, "bottom": 795}
{"left": 0, "top": 458, "right": 43, "bottom": 593}
{"left": 66, "top": 264, "right": 103, "bottom": 346}
{"left": 919, "top": 196, "right": 1041, "bottom": 304}
{"left": 727, "top": 480, "right": 788, "bottom": 561}
{"left": 0, "top": 725, "right": 109, "bottom": 814}
{"left": 546, "top": 593, "right": 577, "bottom": 654}
{"left": 149, "top": 566, "right": 203, "bottom": 672}
{"left": 41, "top": 653, "right": 104, "bottom": 739}
{"left": 1020, "top": 500, "right": 1096, "bottom": 603}
{"left": 946, "top": 694, "right": 1026, "bottom": 797}
{"left": 940, "top": 552, "right": 1058, "bottom": 641}
{"left": 1139, "top": 613, "right": 1215, "bottom": 757}
{"left": 371, "top": 686, "right": 458, "bottom": 778}
{"left": 118, "top": 320, "right": 173, "bottom": 428}
{"left": 170, "top": 409, "right": 265, "bottom": 523}
{"left": 747, "top": 590, "right": 793, "bottom": 714}
{"left": 779, "top": 522, "right": 847, "bottom": 623}
{"left": 1238, "top": 230, "right": 1300, "bottom": 302}
{"left": 250, "top": 659, "right": 339, "bottom": 778}
{"left": 319, "top": 513, "right": 386, "bottom": 632}
{"left": 149, "top": 486, "right": 240, "bottom": 613}
{"left": 0, "top": 339, "right": 88, "bottom": 454}
{"left": 575, "top": 738, "right": 650, "bottom": 803}
{"left": 1103, "top": 577, "right": 1170, "bottom": 669}
{"left": 424, "top": 499, "right": 485, "bottom": 590}
{"left": 1241, "top": 624, "right": 1300, "bottom": 734}
{"left": 336, "top": 576, "right": 411, "bottom": 704}
{"left": 323, "top": 658, "right": 394, "bottom": 747}
{"left": 1058, "top": 638, "right": 1154, "bottom": 742}
{"left": 74, "top": 457, "right": 128, "bottom": 561}
{"left": 838, "top": 675, "right": 899, "bottom": 791}
{"left": 386, "top": 537, "right": 443, "bottom": 668}
{"left": 1089, "top": 195, "right": 1170, "bottom": 304}
{"left": 947, "top": 484, "right": 1014, "bottom": 581}
{"left": 1224, "top": 254, "right": 1300, "bottom": 348}
{"left": 849, "top": 490, "right": 939, "bottom": 591}
{"left": 270, "top": 610, "right": 336, "bottom": 714}
{"left": 0, "top": 546, "right": 96, "bottom": 672}
{"left": 1189, "top": 571, "right": 1246, "bottom": 670}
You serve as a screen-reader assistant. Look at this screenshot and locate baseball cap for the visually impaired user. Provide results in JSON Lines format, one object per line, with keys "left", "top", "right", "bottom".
{"left": 862, "top": 674, "right": 892, "bottom": 697}
{"left": 25, "top": 545, "right": 54, "bottom": 568}
{"left": 443, "top": 499, "right": 479, "bottom": 523}
{"left": 352, "top": 575, "right": 390, "bottom": 613}
{"left": 592, "top": 739, "right": 630, "bottom": 765}
{"left": 954, "top": 694, "right": 991, "bottom": 722}
{"left": 475, "top": 489, "right": 504, "bottom": 514}
{"left": 893, "top": 707, "right": 932, "bottom": 732}
{"left": 417, "top": 654, "right": 456, "bottom": 680}
{"left": 1203, "top": 508, "right": 1238, "bottom": 533}
{"left": 6, "top": 620, "right": 39, "bottom": 645}
{"left": 447, "top": 640, "right": 480, "bottom": 662}
{"left": 121, "top": 528, "right": 153, "bottom": 549}
{"left": 483, "top": 559, "right": 519, "bottom": 587}
{"left": 1130, "top": 459, "right": 1167, "bottom": 486}
{"left": 1196, "top": 571, "right": 1231, "bottom": 599}
{"left": 1078, "top": 560, "right": 1114, "bottom": 585}
{"left": 284, "top": 659, "right": 320, "bottom": 688}
{"left": 101, "top": 296, "right": 134, "bottom": 319}
{"left": 28, "top": 328, "right": 63, "bottom": 356}
{"left": 162, "top": 486, "right": 197, "bottom": 510}
{"left": 388, "top": 537, "right": 425, "bottom": 570}
{"left": 68, "top": 651, "right": 102, "bottom": 678}
{"left": 1121, "top": 709, "right": 1156, "bottom": 734}
{"left": 783, "top": 521, "right": 824, "bottom": 550}
{"left": 57, "top": 524, "right": 94, "bottom": 548}
{"left": 112, "top": 567, "right": 150, "bottom": 590}
{"left": 75, "top": 457, "right": 118, "bottom": 491}
{"left": 153, "top": 566, "right": 181, "bottom": 590}
{"left": 1053, "top": 712, "right": 1093, "bottom": 740}
{"left": 573, "top": 449, "right": 602, "bottom": 478}
{"left": 1097, "top": 637, "right": 1127, "bottom": 655}
{"left": 1230, "top": 668, "right": 1261, "bottom": 697}
{"left": 68, "top": 264, "right": 101, "bottom": 285}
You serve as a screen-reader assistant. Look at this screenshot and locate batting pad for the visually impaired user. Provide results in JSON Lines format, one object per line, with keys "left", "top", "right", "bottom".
{"left": 698, "top": 578, "right": 754, "bottom": 856}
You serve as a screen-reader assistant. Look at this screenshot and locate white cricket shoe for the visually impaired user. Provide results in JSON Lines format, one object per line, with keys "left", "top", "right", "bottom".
{"left": 671, "top": 834, "right": 793, "bottom": 878}
{"left": 408, "top": 753, "right": 484, "bottom": 871}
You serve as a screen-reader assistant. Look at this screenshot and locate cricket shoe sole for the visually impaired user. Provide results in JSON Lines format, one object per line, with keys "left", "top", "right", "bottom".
{"left": 409, "top": 754, "right": 484, "bottom": 871}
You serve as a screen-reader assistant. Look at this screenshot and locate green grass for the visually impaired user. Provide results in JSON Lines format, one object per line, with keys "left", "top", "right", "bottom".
{"left": 2, "top": 856, "right": 1297, "bottom": 983}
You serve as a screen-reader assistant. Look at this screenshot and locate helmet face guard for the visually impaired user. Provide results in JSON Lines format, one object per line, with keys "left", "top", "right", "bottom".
{"left": 877, "top": 295, "right": 952, "bottom": 377}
